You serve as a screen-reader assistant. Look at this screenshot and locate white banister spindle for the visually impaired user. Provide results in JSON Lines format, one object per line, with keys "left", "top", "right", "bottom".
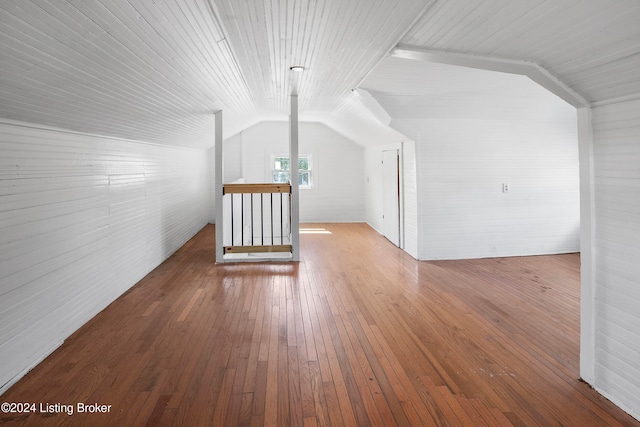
{"left": 221, "top": 184, "right": 292, "bottom": 259}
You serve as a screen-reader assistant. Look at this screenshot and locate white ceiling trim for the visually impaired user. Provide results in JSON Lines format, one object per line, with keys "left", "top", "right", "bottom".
{"left": 392, "top": 45, "right": 588, "bottom": 108}
{"left": 590, "top": 92, "right": 640, "bottom": 108}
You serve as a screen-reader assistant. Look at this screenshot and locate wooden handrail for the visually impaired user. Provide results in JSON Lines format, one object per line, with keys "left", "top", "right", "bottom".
{"left": 222, "top": 182, "right": 293, "bottom": 255}
{"left": 224, "top": 244, "right": 292, "bottom": 254}
{"left": 223, "top": 183, "right": 291, "bottom": 194}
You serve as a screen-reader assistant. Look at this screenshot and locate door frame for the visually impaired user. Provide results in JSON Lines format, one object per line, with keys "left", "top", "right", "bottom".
{"left": 382, "top": 148, "right": 402, "bottom": 247}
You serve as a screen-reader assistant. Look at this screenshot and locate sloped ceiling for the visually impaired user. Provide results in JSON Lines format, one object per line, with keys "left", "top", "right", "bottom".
{"left": 360, "top": 57, "right": 578, "bottom": 123}
{"left": 1, "top": 0, "right": 639, "bottom": 148}
{"left": 400, "top": 0, "right": 640, "bottom": 104}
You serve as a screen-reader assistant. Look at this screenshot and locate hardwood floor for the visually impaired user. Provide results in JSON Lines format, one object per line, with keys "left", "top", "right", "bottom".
{"left": 2, "top": 223, "right": 638, "bottom": 426}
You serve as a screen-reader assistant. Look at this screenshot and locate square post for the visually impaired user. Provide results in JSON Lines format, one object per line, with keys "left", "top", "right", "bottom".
{"left": 578, "top": 107, "right": 596, "bottom": 383}
{"left": 215, "top": 110, "right": 224, "bottom": 263}
{"left": 290, "top": 95, "right": 300, "bottom": 261}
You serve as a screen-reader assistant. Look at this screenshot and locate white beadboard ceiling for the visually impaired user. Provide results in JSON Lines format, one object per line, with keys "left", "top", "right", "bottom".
{"left": 400, "top": 0, "right": 640, "bottom": 105}
{"left": 1, "top": 0, "right": 639, "bottom": 148}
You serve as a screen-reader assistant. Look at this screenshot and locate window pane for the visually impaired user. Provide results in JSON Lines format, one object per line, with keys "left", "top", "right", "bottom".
{"left": 273, "top": 172, "right": 290, "bottom": 183}
{"left": 298, "top": 157, "right": 309, "bottom": 170}
{"left": 272, "top": 156, "right": 311, "bottom": 187}
{"left": 299, "top": 172, "right": 310, "bottom": 186}
{"left": 274, "top": 157, "right": 289, "bottom": 171}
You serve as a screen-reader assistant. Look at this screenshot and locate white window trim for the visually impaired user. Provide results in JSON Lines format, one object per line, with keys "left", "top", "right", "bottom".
{"left": 271, "top": 154, "right": 313, "bottom": 189}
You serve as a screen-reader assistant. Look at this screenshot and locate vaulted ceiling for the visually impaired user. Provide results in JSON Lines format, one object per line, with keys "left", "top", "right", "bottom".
{"left": 1, "top": 0, "right": 639, "bottom": 148}
{"left": 360, "top": 57, "right": 578, "bottom": 124}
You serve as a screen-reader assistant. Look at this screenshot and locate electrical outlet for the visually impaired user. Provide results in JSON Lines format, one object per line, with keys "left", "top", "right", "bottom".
{"left": 502, "top": 183, "right": 510, "bottom": 193}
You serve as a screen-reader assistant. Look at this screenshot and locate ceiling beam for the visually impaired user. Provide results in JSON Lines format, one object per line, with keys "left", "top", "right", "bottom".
{"left": 392, "top": 46, "right": 589, "bottom": 108}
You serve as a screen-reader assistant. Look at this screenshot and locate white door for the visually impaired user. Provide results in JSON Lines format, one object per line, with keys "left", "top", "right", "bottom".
{"left": 382, "top": 149, "right": 400, "bottom": 246}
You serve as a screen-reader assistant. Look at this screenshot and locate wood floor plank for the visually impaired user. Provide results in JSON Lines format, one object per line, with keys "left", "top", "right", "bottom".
{"left": 308, "top": 361, "right": 330, "bottom": 427}
{"left": 2, "top": 223, "right": 639, "bottom": 427}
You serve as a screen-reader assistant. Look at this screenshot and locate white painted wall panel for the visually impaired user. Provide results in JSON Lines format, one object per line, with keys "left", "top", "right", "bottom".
{"left": 403, "top": 116, "right": 580, "bottom": 260}
{"left": 223, "top": 133, "right": 244, "bottom": 183}
{"left": 592, "top": 98, "right": 640, "bottom": 420}
{"left": 0, "top": 120, "right": 210, "bottom": 394}
{"left": 364, "top": 147, "right": 386, "bottom": 235}
{"left": 219, "top": 121, "right": 364, "bottom": 223}
{"left": 402, "top": 140, "right": 419, "bottom": 259}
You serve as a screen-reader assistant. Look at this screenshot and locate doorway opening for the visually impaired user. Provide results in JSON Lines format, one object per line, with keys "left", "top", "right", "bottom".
{"left": 382, "top": 149, "right": 401, "bottom": 246}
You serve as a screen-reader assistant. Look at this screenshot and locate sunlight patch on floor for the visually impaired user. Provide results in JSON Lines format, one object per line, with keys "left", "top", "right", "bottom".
{"left": 300, "top": 228, "right": 331, "bottom": 234}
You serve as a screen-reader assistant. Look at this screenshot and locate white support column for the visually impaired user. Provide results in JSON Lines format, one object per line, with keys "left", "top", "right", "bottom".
{"left": 215, "top": 110, "right": 224, "bottom": 263}
{"left": 578, "top": 106, "right": 596, "bottom": 384}
{"left": 290, "top": 95, "right": 300, "bottom": 261}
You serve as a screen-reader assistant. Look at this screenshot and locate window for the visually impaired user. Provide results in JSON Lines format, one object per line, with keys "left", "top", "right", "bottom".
{"left": 272, "top": 155, "right": 312, "bottom": 188}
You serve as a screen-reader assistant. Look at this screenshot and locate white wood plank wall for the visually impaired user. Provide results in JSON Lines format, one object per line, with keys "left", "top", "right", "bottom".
{"left": 221, "top": 121, "right": 365, "bottom": 223}
{"left": 364, "top": 146, "right": 387, "bottom": 235}
{"left": 223, "top": 133, "right": 244, "bottom": 183}
{"left": 0, "top": 121, "right": 210, "bottom": 394}
{"left": 411, "top": 116, "right": 580, "bottom": 260}
{"left": 592, "top": 98, "right": 640, "bottom": 420}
